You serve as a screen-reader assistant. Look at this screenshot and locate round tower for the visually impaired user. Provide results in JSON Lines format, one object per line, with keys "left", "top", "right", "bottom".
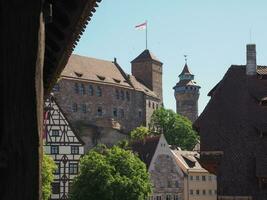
{"left": 173, "top": 62, "right": 200, "bottom": 122}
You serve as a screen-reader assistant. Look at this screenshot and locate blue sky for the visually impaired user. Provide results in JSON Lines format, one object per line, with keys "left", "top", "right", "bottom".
{"left": 74, "top": 0, "right": 267, "bottom": 114}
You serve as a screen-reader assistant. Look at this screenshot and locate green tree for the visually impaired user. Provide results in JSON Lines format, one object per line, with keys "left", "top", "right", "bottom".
{"left": 42, "top": 154, "right": 57, "bottom": 200}
{"left": 69, "top": 145, "right": 152, "bottom": 200}
{"left": 149, "top": 107, "right": 199, "bottom": 150}
{"left": 129, "top": 126, "right": 150, "bottom": 140}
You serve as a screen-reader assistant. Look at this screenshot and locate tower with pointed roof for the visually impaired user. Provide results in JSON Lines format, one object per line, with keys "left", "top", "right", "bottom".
{"left": 131, "top": 49, "right": 163, "bottom": 103}
{"left": 173, "top": 62, "right": 200, "bottom": 122}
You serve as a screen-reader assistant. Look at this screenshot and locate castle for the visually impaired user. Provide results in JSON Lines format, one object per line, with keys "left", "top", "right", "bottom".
{"left": 52, "top": 49, "right": 163, "bottom": 149}
{"left": 173, "top": 62, "right": 200, "bottom": 122}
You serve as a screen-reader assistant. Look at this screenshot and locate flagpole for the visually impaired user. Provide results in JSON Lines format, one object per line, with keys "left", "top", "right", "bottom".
{"left": 146, "top": 20, "right": 148, "bottom": 49}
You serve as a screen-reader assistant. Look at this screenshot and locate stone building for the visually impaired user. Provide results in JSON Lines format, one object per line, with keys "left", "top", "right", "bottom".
{"left": 52, "top": 49, "right": 163, "bottom": 149}
{"left": 131, "top": 135, "right": 184, "bottom": 200}
{"left": 194, "top": 44, "right": 267, "bottom": 200}
{"left": 173, "top": 62, "right": 200, "bottom": 122}
{"left": 44, "top": 96, "right": 84, "bottom": 200}
{"left": 171, "top": 150, "right": 217, "bottom": 200}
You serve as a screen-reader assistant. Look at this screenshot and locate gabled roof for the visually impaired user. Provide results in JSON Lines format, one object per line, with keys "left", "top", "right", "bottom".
{"left": 131, "top": 135, "right": 161, "bottom": 168}
{"left": 131, "top": 49, "right": 162, "bottom": 64}
{"left": 61, "top": 54, "right": 131, "bottom": 87}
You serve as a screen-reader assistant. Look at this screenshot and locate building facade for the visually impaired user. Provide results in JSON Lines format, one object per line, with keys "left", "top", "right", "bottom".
{"left": 43, "top": 96, "right": 84, "bottom": 200}
{"left": 132, "top": 135, "right": 184, "bottom": 200}
{"left": 171, "top": 150, "right": 217, "bottom": 200}
{"left": 52, "top": 49, "right": 163, "bottom": 149}
{"left": 194, "top": 44, "right": 267, "bottom": 200}
{"left": 173, "top": 63, "right": 200, "bottom": 122}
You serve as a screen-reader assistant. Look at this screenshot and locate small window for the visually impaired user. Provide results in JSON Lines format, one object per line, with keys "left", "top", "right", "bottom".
{"left": 190, "top": 176, "right": 193, "bottom": 180}
{"left": 209, "top": 190, "right": 212, "bottom": 195}
{"left": 51, "top": 146, "right": 59, "bottom": 154}
{"left": 208, "top": 175, "right": 212, "bottom": 181}
{"left": 175, "top": 181, "right": 179, "bottom": 188}
{"left": 126, "top": 91, "right": 130, "bottom": 101}
{"left": 148, "top": 101, "right": 151, "bottom": 107}
{"left": 81, "top": 104, "right": 87, "bottom": 113}
{"left": 152, "top": 102, "right": 155, "bottom": 109}
{"left": 202, "top": 175, "right": 206, "bottom": 181}
{"left": 138, "top": 111, "right": 142, "bottom": 118}
{"left": 52, "top": 83, "right": 60, "bottom": 92}
{"left": 174, "top": 195, "right": 179, "bottom": 200}
{"left": 167, "top": 181, "right": 172, "bottom": 188}
{"left": 115, "top": 90, "right": 120, "bottom": 99}
{"left": 54, "top": 162, "right": 60, "bottom": 174}
{"left": 156, "top": 196, "right": 161, "bottom": 200}
{"left": 74, "top": 83, "right": 79, "bottom": 94}
{"left": 96, "top": 86, "right": 102, "bottom": 97}
{"left": 79, "top": 84, "right": 85, "bottom": 95}
{"left": 113, "top": 108, "right": 117, "bottom": 117}
{"left": 196, "top": 176, "right": 200, "bottom": 181}
{"left": 72, "top": 103, "right": 77, "bottom": 112}
{"left": 190, "top": 190, "right": 193, "bottom": 195}
{"left": 97, "top": 107, "right": 103, "bottom": 116}
{"left": 69, "top": 163, "right": 78, "bottom": 175}
{"left": 203, "top": 190, "right": 206, "bottom": 195}
{"left": 196, "top": 189, "right": 200, "bottom": 195}
{"left": 119, "top": 109, "right": 124, "bottom": 118}
{"left": 166, "top": 195, "right": 171, "bottom": 200}
{"left": 88, "top": 85, "right": 94, "bottom": 96}
{"left": 120, "top": 90, "right": 124, "bottom": 100}
{"left": 52, "top": 130, "right": 59, "bottom": 137}
{"left": 71, "top": 146, "right": 79, "bottom": 154}
{"left": 97, "top": 75, "right": 105, "bottom": 81}
{"left": 52, "top": 182, "right": 60, "bottom": 194}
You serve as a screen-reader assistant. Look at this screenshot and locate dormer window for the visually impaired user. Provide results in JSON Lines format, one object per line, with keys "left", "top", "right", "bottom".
{"left": 97, "top": 75, "right": 105, "bottom": 81}
{"left": 74, "top": 72, "right": 83, "bottom": 77}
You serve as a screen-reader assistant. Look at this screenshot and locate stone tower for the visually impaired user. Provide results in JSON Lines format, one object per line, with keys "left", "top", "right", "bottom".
{"left": 131, "top": 49, "right": 163, "bottom": 102}
{"left": 173, "top": 62, "right": 200, "bottom": 122}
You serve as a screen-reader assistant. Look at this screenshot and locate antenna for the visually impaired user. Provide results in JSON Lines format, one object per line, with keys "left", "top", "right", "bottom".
{"left": 249, "top": 28, "right": 252, "bottom": 43}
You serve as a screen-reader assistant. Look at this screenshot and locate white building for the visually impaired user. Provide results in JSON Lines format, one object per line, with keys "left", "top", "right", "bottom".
{"left": 43, "top": 95, "right": 84, "bottom": 200}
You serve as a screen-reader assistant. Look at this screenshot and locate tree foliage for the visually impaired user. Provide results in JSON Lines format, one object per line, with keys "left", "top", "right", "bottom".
{"left": 42, "top": 154, "right": 57, "bottom": 200}
{"left": 149, "top": 107, "right": 199, "bottom": 150}
{"left": 129, "top": 126, "right": 150, "bottom": 140}
{"left": 69, "top": 145, "right": 152, "bottom": 200}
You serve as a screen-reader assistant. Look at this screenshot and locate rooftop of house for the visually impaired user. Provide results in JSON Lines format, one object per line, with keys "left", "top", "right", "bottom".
{"left": 130, "top": 135, "right": 161, "bottom": 168}
{"left": 171, "top": 150, "right": 208, "bottom": 173}
{"left": 60, "top": 54, "right": 159, "bottom": 98}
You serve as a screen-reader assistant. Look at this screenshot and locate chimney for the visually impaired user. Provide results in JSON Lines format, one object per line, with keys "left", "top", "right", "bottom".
{"left": 246, "top": 44, "right": 257, "bottom": 75}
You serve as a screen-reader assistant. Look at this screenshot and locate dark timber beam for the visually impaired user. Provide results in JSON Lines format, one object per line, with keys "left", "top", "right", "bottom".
{"left": 1, "top": 1, "right": 44, "bottom": 200}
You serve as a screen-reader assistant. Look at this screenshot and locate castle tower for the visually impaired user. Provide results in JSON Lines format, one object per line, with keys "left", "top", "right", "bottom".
{"left": 131, "top": 49, "right": 163, "bottom": 102}
{"left": 173, "top": 61, "right": 200, "bottom": 122}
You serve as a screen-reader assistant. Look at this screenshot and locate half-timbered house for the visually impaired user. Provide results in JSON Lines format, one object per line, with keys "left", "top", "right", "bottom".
{"left": 44, "top": 95, "right": 84, "bottom": 200}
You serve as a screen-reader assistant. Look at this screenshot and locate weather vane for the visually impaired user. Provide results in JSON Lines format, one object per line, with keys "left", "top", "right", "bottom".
{"left": 184, "top": 55, "right": 188, "bottom": 64}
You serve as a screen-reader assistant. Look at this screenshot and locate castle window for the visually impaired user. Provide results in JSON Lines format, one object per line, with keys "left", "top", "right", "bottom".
{"left": 74, "top": 83, "right": 79, "bottom": 94}
{"left": 190, "top": 190, "right": 193, "bottom": 195}
{"left": 138, "top": 111, "right": 142, "bottom": 118}
{"left": 209, "top": 190, "right": 212, "bottom": 195}
{"left": 166, "top": 194, "right": 171, "bottom": 200}
{"left": 52, "top": 182, "right": 60, "bottom": 194}
{"left": 69, "top": 163, "right": 78, "bottom": 175}
{"left": 152, "top": 102, "right": 155, "bottom": 109}
{"left": 174, "top": 195, "right": 179, "bottom": 200}
{"left": 196, "top": 176, "right": 200, "bottom": 181}
{"left": 51, "top": 146, "right": 59, "bottom": 154}
{"left": 167, "top": 181, "right": 172, "bottom": 187}
{"left": 113, "top": 108, "right": 117, "bottom": 117}
{"left": 119, "top": 109, "right": 124, "bottom": 118}
{"left": 88, "top": 85, "right": 94, "bottom": 96}
{"left": 190, "top": 175, "right": 193, "bottom": 180}
{"left": 126, "top": 91, "right": 130, "bottom": 101}
{"left": 97, "top": 107, "right": 103, "bottom": 116}
{"left": 115, "top": 89, "right": 120, "bottom": 99}
{"left": 148, "top": 101, "right": 151, "bottom": 107}
{"left": 72, "top": 103, "right": 77, "bottom": 112}
{"left": 79, "top": 84, "right": 85, "bottom": 95}
{"left": 71, "top": 146, "right": 79, "bottom": 154}
{"left": 52, "top": 130, "right": 59, "bottom": 137}
{"left": 196, "top": 190, "right": 200, "bottom": 195}
{"left": 202, "top": 175, "right": 206, "bottom": 181}
{"left": 120, "top": 90, "right": 125, "bottom": 100}
{"left": 96, "top": 86, "right": 102, "bottom": 97}
{"left": 81, "top": 104, "right": 87, "bottom": 113}
{"left": 175, "top": 181, "right": 179, "bottom": 188}
{"left": 54, "top": 162, "right": 60, "bottom": 175}
{"left": 52, "top": 83, "right": 60, "bottom": 92}
{"left": 203, "top": 190, "right": 206, "bottom": 195}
